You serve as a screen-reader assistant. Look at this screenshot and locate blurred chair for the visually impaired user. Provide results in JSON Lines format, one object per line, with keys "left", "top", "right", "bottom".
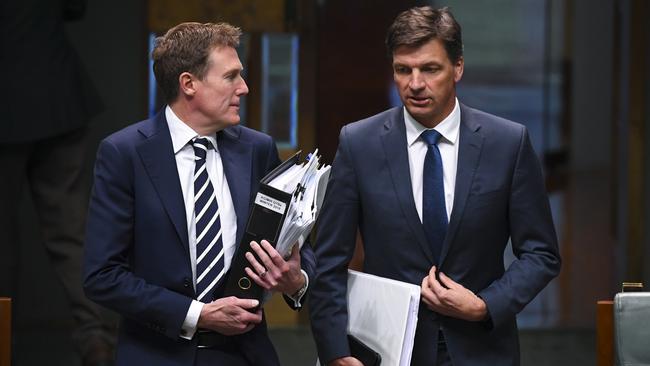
{"left": 0, "top": 297, "right": 10, "bottom": 366}
{"left": 614, "top": 292, "right": 650, "bottom": 366}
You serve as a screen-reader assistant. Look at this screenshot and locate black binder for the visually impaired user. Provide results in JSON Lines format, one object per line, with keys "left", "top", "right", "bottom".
{"left": 223, "top": 151, "right": 302, "bottom": 301}
{"left": 348, "top": 334, "right": 382, "bottom": 366}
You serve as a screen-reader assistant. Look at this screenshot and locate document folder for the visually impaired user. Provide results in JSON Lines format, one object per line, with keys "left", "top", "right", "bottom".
{"left": 223, "top": 151, "right": 302, "bottom": 301}
{"left": 346, "top": 270, "right": 420, "bottom": 366}
{"left": 316, "top": 270, "right": 420, "bottom": 366}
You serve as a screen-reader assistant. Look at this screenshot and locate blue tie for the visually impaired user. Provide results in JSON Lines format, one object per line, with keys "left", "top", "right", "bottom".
{"left": 192, "top": 138, "right": 225, "bottom": 302}
{"left": 421, "top": 129, "right": 448, "bottom": 264}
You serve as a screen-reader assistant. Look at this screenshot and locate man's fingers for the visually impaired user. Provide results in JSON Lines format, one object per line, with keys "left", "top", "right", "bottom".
{"left": 421, "top": 275, "right": 444, "bottom": 307}
{"left": 245, "top": 251, "right": 267, "bottom": 275}
{"left": 233, "top": 297, "right": 260, "bottom": 309}
{"left": 420, "top": 277, "right": 435, "bottom": 307}
{"left": 428, "top": 269, "right": 446, "bottom": 295}
{"left": 242, "top": 323, "right": 256, "bottom": 333}
{"left": 250, "top": 241, "right": 277, "bottom": 270}
{"left": 438, "top": 271, "right": 460, "bottom": 290}
{"left": 260, "top": 240, "right": 285, "bottom": 266}
{"left": 238, "top": 308, "right": 263, "bottom": 324}
{"left": 245, "top": 267, "right": 271, "bottom": 289}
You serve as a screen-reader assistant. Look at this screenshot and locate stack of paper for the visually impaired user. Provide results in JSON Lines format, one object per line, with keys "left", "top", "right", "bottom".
{"left": 315, "top": 270, "right": 420, "bottom": 366}
{"left": 266, "top": 149, "right": 330, "bottom": 257}
{"left": 346, "top": 270, "right": 420, "bottom": 366}
{"left": 262, "top": 149, "right": 330, "bottom": 302}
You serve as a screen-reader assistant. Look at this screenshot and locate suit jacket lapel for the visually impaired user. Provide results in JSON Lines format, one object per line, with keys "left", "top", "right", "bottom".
{"left": 217, "top": 126, "right": 252, "bottom": 244}
{"left": 136, "top": 112, "right": 190, "bottom": 254}
{"left": 439, "top": 104, "right": 484, "bottom": 266}
{"left": 380, "top": 108, "right": 435, "bottom": 263}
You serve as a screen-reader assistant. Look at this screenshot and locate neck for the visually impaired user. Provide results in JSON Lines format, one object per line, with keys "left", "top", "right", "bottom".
{"left": 168, "top": 100, "right": 223, "bottom": 136}
{"left": 421, "top": 97, "right": 456, "bottom": 129}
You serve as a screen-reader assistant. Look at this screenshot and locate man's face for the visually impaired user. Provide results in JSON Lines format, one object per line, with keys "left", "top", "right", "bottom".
{"left": 193, "top": 46, "right": 249, "bottom": 129}
{"left": 392, "top": 38, "right": 463, "bottom": 127}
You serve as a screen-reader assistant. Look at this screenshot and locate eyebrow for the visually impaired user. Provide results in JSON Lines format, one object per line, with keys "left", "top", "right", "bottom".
{"left": 393, "top": 62, "right": 441, "bottom": 69}
{"left": 224, "top": 66, "right": 243, "bottom": 76}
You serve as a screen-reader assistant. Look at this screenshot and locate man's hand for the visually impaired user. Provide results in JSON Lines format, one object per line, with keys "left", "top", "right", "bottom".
{"left": 245, "top": 240, "right": 304, "bottom": 295}
{"left": 420, "top": 266, "right": 488, "bottom": 322}
{"left": 329, "top": 357, "right": 364, "bottom": 366}
{"left": 197, "top": 296, "right": 262, "bottom": 335}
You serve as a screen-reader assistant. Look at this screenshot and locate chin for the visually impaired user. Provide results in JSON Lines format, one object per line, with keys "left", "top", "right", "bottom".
{"left": 407, "top": 106, "right": 432, "bottom": 117}
{"left": 225, "top": 116, "right": 241, "bottom": 126}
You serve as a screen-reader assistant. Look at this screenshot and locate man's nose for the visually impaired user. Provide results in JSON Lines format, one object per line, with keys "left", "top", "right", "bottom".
{"left": 237, "top": 78, "right": 249, "bottom": 96}
{"left": 409, "top": 71, "right": 425, "bottom": 90}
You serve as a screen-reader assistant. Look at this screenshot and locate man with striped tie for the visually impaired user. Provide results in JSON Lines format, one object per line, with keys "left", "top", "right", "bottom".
{"left": 83, "top": 22, "right": 315, "bottom": 366}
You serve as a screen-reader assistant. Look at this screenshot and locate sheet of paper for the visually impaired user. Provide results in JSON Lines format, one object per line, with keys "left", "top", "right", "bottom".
{"left": 346, "top": 270, "right": 421, "bottom": 366}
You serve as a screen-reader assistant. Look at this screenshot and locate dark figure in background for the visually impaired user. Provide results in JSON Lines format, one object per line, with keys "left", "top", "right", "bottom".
{"left": 83, "top": 22, "right": 315, "bottom": 366}
{"left": 309, "top": 6, "right": 561, "bottom": 366}
{"left": 0, "top": 0, "right": 115, "bottom": 365}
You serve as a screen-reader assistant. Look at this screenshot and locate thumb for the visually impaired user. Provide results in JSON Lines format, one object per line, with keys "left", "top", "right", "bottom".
{"left": 289, "top": 242, "right": 301, "bottom": 261}
{"left": 236, "top": 298, "right": 260, "bottom": 309}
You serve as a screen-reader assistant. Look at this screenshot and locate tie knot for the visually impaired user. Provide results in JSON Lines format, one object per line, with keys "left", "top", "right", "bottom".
{"left": 192, "top": 137, "right": 212, "bottom": 160}
{"left": 421, "top": 129, "right": 442, "bottom": 146}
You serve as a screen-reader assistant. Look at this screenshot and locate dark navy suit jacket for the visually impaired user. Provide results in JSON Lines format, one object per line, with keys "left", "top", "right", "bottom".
{"left": 84, "top": 111, "right": 315, "bottom": 365}
{"left": 309, "top": 104, "right": 561, "bottom": 366}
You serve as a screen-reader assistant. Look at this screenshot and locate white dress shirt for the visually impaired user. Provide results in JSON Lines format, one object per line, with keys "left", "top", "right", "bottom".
{"left": 404, "top": 98, "right": 461, "bottom": 222}
{"left": 165, "top": 106, "right": 238, "bottom": 339}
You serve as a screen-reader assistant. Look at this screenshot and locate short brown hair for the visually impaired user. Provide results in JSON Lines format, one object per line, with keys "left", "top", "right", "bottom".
{"left": 152, "top": 22, "right": 242, "bottom": 103}
{"left": 386, "top": 6, "right": 463, "bottom": 63}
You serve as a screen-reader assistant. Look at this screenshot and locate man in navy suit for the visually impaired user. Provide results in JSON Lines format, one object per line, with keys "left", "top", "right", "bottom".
{"left": 84, "top": 22, "right": 314, "bottom": 366}
{"left": 309, "top": 6, "right": 561, "bottom": 366}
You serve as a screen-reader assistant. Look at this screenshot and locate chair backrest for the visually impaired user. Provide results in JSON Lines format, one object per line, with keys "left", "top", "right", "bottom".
{"left": 0, "top": 297, "right": 10, "bottom": 366}
{"left": 614, "top": 292, "right": 650, "bottom": 366}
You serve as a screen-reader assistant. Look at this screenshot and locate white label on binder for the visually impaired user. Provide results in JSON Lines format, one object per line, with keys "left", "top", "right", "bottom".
{"left": 255, "top": 192, "right": 286, "bottom": 214}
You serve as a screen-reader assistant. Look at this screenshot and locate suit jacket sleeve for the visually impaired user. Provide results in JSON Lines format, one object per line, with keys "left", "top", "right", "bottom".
{"left": 477, "top": 127, "right": 561, "bottom": 329}
{"left": 83, "top": 138, "right": 192, "bottom": 340}
{"left": 308, "top": 126, "right": 360, "bottom": 363}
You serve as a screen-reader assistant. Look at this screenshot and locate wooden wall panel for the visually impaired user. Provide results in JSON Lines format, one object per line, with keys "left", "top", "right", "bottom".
{"left": 315, "top": 0, "right": 419, "bottom": 163}
{"left": 148, "top": 0, "right": 286, "bottom": 33}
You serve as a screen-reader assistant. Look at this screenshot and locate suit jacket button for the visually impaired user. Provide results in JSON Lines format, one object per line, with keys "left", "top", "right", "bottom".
{"left": 183, "top": 278, "right": 191, "bottom": 288}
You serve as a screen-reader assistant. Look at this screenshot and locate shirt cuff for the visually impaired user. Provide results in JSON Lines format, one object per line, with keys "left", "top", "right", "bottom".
{"left": 180, "top": 300, "right": 204, "bottom": 340}
{"left": 287, "top": 269, "right": 309, "bottom": 308}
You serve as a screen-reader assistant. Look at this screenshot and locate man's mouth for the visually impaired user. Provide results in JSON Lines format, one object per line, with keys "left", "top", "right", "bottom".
{"left": 408, "top": 96, "right": 431, "bottom": 106}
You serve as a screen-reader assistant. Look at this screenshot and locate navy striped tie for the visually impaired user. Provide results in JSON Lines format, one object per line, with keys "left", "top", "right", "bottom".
{"left": 421, "top": 129, "right": 448, "bottom": 265}
{"left": 192, "top": 138, "right": 225, "bottom": 302}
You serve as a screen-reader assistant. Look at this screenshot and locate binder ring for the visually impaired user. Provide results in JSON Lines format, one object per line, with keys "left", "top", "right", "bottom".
{"left": 238, "top": 277, "right": 252, "bottom": 290}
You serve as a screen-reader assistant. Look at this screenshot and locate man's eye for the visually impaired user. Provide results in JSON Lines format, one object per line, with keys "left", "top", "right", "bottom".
{"left": 395, "top": 67, "right": 409, "bottom": 74}
{"left": 225, "top": 72, "right": 238, "bottom": 80}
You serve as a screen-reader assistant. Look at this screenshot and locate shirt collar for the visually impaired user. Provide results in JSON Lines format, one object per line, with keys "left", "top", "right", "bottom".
{"left": 404, "top": 97, "right": 460, "bottom": 147}
{"left": 165, "top": 106, "right": 218, "bottom": 154}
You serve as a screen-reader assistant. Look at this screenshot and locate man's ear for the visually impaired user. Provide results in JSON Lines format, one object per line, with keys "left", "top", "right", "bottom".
{"left": 454, "top": 56, "right": 464, "bottom": 83}
{"left": 178, "top": 72, "right": 197, "bottom": 97}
